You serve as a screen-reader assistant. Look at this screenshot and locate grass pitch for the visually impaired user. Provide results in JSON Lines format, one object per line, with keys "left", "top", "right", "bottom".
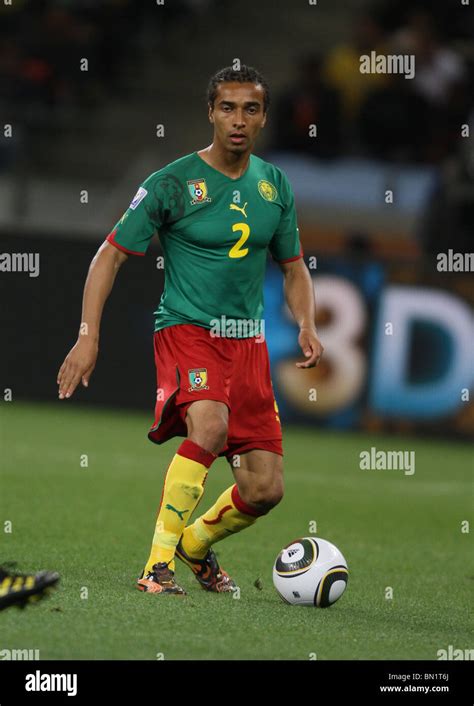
{"left": 1, "top": 402, "right": 472, "bottom": 660}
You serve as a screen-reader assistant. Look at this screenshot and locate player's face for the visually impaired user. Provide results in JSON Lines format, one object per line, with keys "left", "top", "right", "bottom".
{"left": 208, "top": 82, "right": 267, "bottom": 154}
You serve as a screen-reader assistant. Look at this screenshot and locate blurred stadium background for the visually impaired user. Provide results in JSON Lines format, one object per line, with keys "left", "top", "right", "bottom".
{"left": 1, "top": 0, "right": 473, "bottom": 660}
{"left": 1, "top": 0, "right": 473, "bottom": 436}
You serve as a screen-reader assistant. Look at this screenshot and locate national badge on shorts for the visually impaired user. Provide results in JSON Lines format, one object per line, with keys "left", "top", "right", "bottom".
{"left": 188, "top": 368, "right": 209, "bottom": 392}
{"left": 187, "top": 179, "right": 211, "bottom": 205}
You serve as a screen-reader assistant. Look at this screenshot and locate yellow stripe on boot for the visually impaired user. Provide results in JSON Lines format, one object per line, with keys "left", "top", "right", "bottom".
{"left": 143, "top": 440, "right": 216, "bottom": 576}
{"left": 180, "top": 483, "right": 263, "bottom": 559}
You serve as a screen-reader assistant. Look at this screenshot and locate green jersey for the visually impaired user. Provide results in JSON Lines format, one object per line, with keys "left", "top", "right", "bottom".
{"left": 106, "top": 151, "right": 303, "bottom": 337}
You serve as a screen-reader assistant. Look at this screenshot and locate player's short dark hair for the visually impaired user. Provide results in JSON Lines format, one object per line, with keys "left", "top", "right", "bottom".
{"left": 207, "top": 65, "right": 270, "bottom": 113}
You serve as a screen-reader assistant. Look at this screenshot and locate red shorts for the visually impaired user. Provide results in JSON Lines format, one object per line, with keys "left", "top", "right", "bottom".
{"left": 148, "top": 324, "right": 283, "bottom": 461}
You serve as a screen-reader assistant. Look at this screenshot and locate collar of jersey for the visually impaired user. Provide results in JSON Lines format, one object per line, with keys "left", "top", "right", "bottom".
{"left": 193, "top": 151, "right": 252, "bottom": 182}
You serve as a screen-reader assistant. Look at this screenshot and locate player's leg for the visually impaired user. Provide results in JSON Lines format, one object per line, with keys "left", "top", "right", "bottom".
{"left": 140, "top": 324, "right": 235, "bottom": 595}
{"left": 231, "top": 449, "right": 284, "bottom": 512}
{"left": 177, "top": 336, "right": 283, "bottom": 591}
{"left": 143, "top": 400, "right": 228, "bottom": 570}
{"left": 138, "top": 399, "right": 229, "bottom": 594}
{"left": 184, "top": 399, "right": 229, "bottom": 453}
{"left": 179, "top": 448, "right": 283, "bottom": 559}
{"left": 139, "top": 324, "right": 232, "bottom": 594}
{"left": 174, "top": 402, "right": 252, "bottom": 592}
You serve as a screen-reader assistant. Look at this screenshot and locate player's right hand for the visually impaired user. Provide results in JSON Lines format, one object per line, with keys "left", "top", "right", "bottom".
{"left": 57, "top": 338, "right": 98, "bottom": 399}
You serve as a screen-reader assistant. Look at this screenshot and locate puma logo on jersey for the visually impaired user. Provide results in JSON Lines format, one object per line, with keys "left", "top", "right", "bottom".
{"left": 229, "top": 202, "right": 248, "bottom": 218}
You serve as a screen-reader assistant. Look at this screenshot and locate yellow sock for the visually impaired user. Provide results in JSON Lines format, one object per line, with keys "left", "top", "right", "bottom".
{"left": 143, "top": 439, "right": 217, "bottom": 575}
{"left": 180, "top": 483, "right": 265, "bottom": 559}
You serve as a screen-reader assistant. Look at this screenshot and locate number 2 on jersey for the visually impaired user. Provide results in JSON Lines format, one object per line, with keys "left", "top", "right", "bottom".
{"left": 229, "top": 222, "right": 250, "bottom": 258}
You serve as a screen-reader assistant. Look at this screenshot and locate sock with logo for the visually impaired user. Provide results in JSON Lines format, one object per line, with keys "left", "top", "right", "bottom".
{"left": 180, "top": 484, "right": 267, "bottom": 559}
{"left": 143, "top": 439, "right": 217, "bottom": 575}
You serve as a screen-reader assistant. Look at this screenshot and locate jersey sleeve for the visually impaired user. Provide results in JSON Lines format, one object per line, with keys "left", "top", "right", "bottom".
{"left": 268, "top": 170, "right": 304, "bottom": 264}
{"left": 106, "top": 171, "right": 169, "bottom": 256}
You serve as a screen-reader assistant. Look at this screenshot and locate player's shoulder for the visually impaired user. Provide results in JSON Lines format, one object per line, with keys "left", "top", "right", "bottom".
{"left": 251, "top": 154, "right": 293, "bottom": 206}
{"left": 251, "top": 153, "right": 291, "bottom": 189}
{"left": 140, "top": 152, "right": 198, "bottom": 187}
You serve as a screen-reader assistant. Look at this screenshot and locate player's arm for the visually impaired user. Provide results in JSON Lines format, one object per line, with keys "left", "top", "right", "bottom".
{"left": 57, "top": 242, "right": 128, "bottom": 399}
{"left": 278, "top": 257, "right": 324, "bottom": 369}
{"left": 57, "top": 171, "right": 166, "bottom": 399}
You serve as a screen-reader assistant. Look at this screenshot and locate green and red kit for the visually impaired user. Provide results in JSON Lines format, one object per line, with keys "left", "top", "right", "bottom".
{"left": 106, "top": 151, "right": 303, "bottom": 453}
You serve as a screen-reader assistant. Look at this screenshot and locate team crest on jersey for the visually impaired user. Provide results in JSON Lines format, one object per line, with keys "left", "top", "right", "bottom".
{"left": 187, "top": 179, "right": 211, "bottom": 205}
{"left": 188, "top": 368, "right": 209, "bottom": 391}
{"left": 258, "top": 179, "right": 277, "bottom": 202}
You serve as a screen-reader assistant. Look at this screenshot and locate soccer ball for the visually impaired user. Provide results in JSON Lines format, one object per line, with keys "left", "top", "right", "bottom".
{"left": 273, "top": 537, "right": 348, "bottom": 607}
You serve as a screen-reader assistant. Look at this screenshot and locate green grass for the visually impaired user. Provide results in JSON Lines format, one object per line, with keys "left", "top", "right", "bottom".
{"left": 1, "top": 402, "right": 472, "bottom": 660}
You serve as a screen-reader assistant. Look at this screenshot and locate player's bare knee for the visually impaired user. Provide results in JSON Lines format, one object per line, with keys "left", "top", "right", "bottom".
{"left": 188, "top": 417, "right": 228, "bottom": 454}
{"left": 185, "top": 401, "right": 228, "bottom": 453}
{"left": 270, "top": 480, "right": 284, "bottom": 507}
{"left": 204, "top": 417, "right": 228, "bottom": 452}
{"left": 263, "top": 486, "right": 284, "bottom": 509}
{"left": 243, "top": 483, "right": 284, "bottom": 513}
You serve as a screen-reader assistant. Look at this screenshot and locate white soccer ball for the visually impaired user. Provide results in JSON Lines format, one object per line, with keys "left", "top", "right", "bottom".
{"left": 273, "top": 537, "right": 348, "bottom": 607}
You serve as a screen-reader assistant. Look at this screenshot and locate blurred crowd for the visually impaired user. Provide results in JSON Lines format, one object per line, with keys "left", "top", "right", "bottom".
{"left": 0, "top": 0, "right": 213, "bottom": 115}
{"left": 0, "top": 0, "right": 472, "bottom": 173}
{"left": 273, "top": 2, "right": 473, "bottom": 166}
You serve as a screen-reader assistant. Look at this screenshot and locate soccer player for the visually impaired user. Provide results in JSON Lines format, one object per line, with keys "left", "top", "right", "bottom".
{"left": 0, "top": 564, "right": 59, "bottom": 611}
{"left": 57, "top": 65, "right": 323, "bottom": 596}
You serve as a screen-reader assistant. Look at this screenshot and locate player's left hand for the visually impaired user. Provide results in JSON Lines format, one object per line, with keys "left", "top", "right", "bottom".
{"left": 296, "top": 327, "right": 324, "bottom": 368}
